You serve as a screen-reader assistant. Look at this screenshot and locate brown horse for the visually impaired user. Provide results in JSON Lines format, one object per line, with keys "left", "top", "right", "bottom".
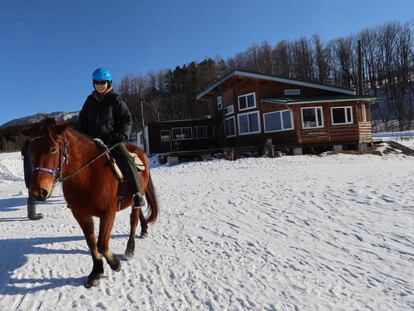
{"left": 22, "top": 118, "right": 159, "bottom": 288}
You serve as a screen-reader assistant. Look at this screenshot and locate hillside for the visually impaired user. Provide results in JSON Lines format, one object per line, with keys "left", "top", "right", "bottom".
{"left": 0, "top": 111, "right": 78, "bottom": 129}
{"left": 0, "top": 112, "right": 78, "bottom": 152}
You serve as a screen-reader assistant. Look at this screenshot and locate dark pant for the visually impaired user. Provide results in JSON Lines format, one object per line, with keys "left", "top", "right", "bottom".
{"left": 110, "top": 143, "right": 141, "bottom": 194}
{"left": 23, "top": 147, "right": 32, "bottom": 189}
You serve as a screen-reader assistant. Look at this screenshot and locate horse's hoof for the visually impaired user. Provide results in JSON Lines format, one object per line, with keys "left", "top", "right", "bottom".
{"left": 140, "top": 230, "right": 148, "bottom": 239}
{"left": 84, "top": 278, "right": 100, "bottom": 288}
{"left": 109, "top": 258, "right": 121, "bottom": 272}
{"left": 125, "top": 249, "right": 134, "bottom": 260}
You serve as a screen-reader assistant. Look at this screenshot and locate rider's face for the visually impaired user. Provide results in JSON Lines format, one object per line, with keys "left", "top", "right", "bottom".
{"left": 94, "top": 81, "right": 108, "bottom": 94}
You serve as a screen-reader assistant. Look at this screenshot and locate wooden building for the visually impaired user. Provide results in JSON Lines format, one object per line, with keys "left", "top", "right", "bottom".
{"left": 197, "top": 70, "right": 376, "bottom": 152}
{"left": 140, "top": 118, "right": 218, "bottom": 155}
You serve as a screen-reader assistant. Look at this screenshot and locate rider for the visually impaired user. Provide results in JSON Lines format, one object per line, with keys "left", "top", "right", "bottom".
{"left": 77, "top": 67, "right": 145, "bottom": 208}
{"left": 21, "top": 139, "right": 43, "bottom": 220}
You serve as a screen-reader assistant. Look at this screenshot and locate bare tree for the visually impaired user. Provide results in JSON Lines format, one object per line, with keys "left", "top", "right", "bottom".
{"left": 272, "top": 40, "right": 291, "bottom": 77}
{"left": 290, "top": 37, "right": 314, "bottom": 81}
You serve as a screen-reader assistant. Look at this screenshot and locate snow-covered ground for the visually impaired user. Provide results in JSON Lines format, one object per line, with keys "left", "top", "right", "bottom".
{"left": 0, "top": 149, "right": 414, "bottom": 310}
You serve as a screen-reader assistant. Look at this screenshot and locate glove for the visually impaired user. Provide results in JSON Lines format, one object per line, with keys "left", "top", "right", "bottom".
{"left": 93, "top": 138, "right": 108, "bottom": 150}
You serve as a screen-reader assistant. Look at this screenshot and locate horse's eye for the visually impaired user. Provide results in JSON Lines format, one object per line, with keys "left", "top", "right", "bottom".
{"left": 50, "top": 147, "right": 58, "bottom": 154}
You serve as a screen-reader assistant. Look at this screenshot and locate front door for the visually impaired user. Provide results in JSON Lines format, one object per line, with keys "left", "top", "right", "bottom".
{"left": 160, "top": 130, "right": 172, "bottom": 153}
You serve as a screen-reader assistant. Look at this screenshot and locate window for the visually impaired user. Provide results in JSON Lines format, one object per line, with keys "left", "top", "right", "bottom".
{"left": 361, "top": 104, "right": 367, "bottom": 122}
{"left": 160, "top": 130, "right": 170, "bottom": 142}
{"left": 238, "top": 92, "right": 256, "bottom": 111}
{"left": 331, "top": 106, "right": 353, "bottom": 125}
{"left": 264, "top": 110, "right": 294, "bottom": 133}
{"left": 301, "top": 107, "right": 324, "bottom": 129}
{"left": 194, "top": 126, "right": 213, "bottom": 139}
{"left": 216, "top": 96, "right": 223, "bottom": 110}
{"left": 224, "top": 104, "right": 234, "bottom": 116}
{"left": 237, "top": 111, "right": 261, "bottom": 135}
{"left": 171, "top": 127, "right": 192, "bottom": 140}
{"left": 225, "top": 117, "right": 236, "bottom": 137}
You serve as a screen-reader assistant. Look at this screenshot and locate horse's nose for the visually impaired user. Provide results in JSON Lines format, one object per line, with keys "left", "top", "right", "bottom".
{"left": 39, "top": 188, "right": 49, "bottom": 201}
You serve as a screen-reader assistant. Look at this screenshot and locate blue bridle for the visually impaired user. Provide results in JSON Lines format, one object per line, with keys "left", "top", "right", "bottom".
{"left": 31, "top": 137, "right": 69, "bottom": 182}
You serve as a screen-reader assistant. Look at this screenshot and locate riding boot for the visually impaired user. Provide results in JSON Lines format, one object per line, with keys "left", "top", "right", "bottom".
{"left": 133, "top": 193, "right": 145, "bottom": 208}
{"left": 27, "top": 192, "right": 43, "bottom": 220}
{"left": 112, "top": 143, "right": 145, "bottom": 208}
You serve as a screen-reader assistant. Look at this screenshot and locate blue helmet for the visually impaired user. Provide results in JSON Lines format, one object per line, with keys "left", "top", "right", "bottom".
{"left": 92, "top": 67, "right": 112, "bottom": 81}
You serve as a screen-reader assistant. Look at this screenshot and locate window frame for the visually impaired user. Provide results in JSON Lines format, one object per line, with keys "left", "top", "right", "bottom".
{"left": 216, "top": 96, "right": 223, "bottom": 110}
{"left": 193, "top": 126, "right": 213, "bottom": 140}
{"left": 237, "top": 110, "right": 261, "bottom": 136}
{"left": 224, "top": 104, "right": 234, "bottom": 116}
{"left": 171, "top": 127, "right": 193, "bottom": 141}
{"left": 301, "top": 106, "right": 324, "bottom": 129}
{"left": 237, "top": 92, "right": 256, "bottom": 111}
{"left": 263, "top": 109, "right": 295, "bottom": 133}
{"left": 331, "top": 106, "right": 354, "bottom": 125}
{"left": 160, "top": 130, "right": 171, "bottom": 142}
{"left": 225, "top": 116, "right": 237, "bottom": 138}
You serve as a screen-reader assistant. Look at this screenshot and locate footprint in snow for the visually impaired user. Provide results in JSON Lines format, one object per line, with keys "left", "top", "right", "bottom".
{"left": 381, "top": 195, "right": 396, "bottom": 203}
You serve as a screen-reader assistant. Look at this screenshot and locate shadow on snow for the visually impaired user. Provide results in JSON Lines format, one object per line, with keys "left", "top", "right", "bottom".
{"left": 0, "top": 197, "right": 27, "bottom": 212}
{"left": 0, "top": 195, "right": 66, "bottom": 213}
{"left": 0, "top": 234, "right": 129, "bottom": 295}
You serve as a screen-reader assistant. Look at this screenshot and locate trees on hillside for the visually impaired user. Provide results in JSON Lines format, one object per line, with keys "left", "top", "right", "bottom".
{"left": 119, "top": 20, "right": 414, "bottom": 131}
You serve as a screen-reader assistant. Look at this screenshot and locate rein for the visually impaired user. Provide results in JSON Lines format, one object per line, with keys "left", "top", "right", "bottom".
{"left": 61, "top": 143, "right": 120, "bottom": 182}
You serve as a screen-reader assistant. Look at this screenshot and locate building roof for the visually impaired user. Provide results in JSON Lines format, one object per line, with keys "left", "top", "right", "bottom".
{"left": 196, "top": 69, "right": 356, "bottom": 100}
{"left": 261, "top": 95, "right": 378, "bottom": 105}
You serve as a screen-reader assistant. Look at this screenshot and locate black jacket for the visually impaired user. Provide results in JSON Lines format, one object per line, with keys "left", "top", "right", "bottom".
{"left": 77, "top": 90, "right": 132, "bottom": 146}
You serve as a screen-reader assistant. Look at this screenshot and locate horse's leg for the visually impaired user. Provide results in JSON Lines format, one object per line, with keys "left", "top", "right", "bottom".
{"left": 125, "top": 207, "right": 140, "bottom": 259}
{"left": 72, "top": 212, "right": 103, "bottom": 288}
{"left": 97, "top": 209, "right": 121, "bottom": 272}
{"left": 139, "top": 208, "right": 148, "bottom": 238}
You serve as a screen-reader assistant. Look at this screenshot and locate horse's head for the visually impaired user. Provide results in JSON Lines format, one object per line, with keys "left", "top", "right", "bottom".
{"left": 21, "top": 117, "right": 70, "bottom": 201}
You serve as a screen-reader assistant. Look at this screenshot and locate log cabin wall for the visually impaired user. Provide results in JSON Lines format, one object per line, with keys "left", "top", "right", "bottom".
{"left": 200, "top": 71, "right": 376, "bottom": 149}
{"left": 358, "top": 102, "right": 373, "bottom": 142}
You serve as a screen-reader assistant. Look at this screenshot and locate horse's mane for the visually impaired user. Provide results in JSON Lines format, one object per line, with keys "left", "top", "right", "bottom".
{"left": 66, "top": 127, "right": 95, "bottom": 145}
{"left": 39, "top": 117, "right": 94, "bottom": 146}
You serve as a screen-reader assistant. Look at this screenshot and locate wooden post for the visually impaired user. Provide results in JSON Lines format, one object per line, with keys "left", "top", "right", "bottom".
{"left": 224, "top": 148, "right": 235, "bottom": 161}
{"left": 264, "top": 138, "right": 274, "bottom": 158}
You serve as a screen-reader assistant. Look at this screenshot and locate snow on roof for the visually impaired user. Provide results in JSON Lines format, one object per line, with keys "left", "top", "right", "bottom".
{"left": 262, "top": 95, "right": 378, "bottom": 105}
{"left": 197, "top": 69, "right": 356, "bottom": 100}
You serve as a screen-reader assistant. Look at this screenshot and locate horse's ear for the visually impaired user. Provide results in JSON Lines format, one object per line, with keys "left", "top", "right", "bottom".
{"left": 54, "top": 121, "right": 71, "bottom": 135}
{"left": 21, "top": 124, "right": 41, "bottom": 137}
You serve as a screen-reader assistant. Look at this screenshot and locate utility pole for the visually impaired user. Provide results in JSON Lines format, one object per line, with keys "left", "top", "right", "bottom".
{"left": 358, "top": 40, "right": 364, "bottom": 96}
{"left": 140, "top": 94, "right": 145, "bottom": 129}
{"left": 139, "top": 94, "right": 146, "bottom": 152}
{"left": 139, "top": 86, "right": 158, "bottom": 152}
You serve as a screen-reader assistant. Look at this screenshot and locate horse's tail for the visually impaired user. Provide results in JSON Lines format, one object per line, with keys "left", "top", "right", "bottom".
{"left": 145, "top": 173, "right": 159, "bottom": 224}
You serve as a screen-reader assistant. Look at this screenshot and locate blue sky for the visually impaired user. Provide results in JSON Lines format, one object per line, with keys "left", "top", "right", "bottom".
{"left": 1, "top": 0, "right": 413, "bottom": 125}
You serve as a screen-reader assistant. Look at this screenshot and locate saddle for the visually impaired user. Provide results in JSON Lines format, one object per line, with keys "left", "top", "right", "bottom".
{"left": 110, "top": 152, "right": 145, "bottom": 181}
{"left": 94, "top": 140, "right": 145, "bottom": 182}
